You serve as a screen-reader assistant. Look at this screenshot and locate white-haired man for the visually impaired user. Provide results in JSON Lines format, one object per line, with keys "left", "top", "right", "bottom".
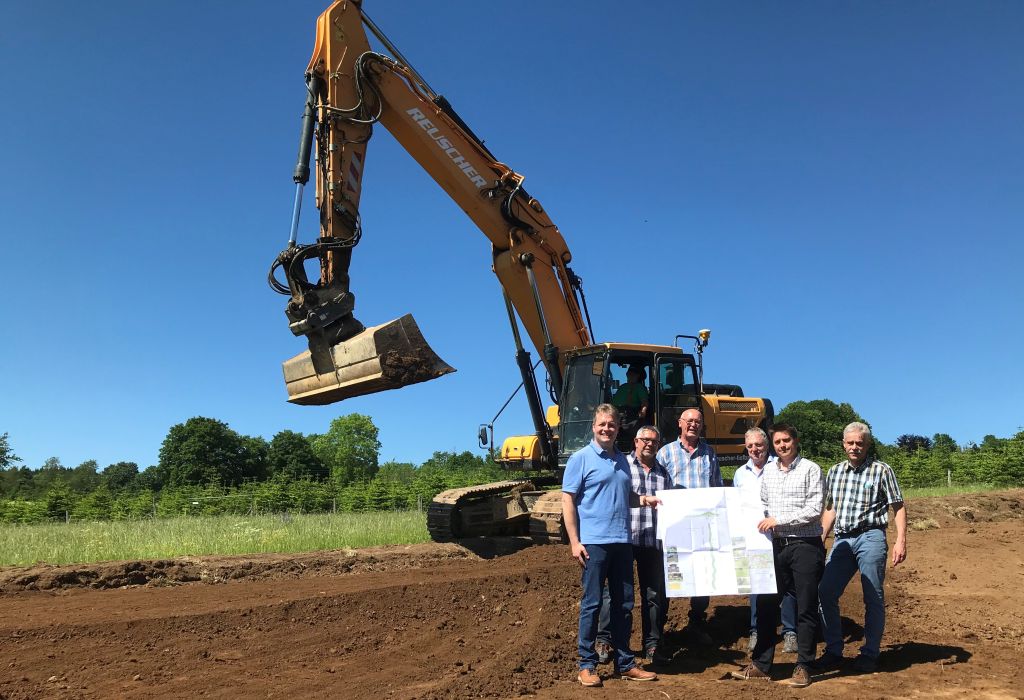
{"left": 815, "top": 422, "right": 907, "bottom": 674}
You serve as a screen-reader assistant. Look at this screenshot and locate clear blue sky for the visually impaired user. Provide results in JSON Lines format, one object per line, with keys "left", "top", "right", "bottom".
{"left": 2, "top": 1, "right": 1022, "bottom": 472}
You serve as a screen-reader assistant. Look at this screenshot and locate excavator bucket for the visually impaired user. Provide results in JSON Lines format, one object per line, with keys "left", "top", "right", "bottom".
{"left": 282, "top": 314, "right": 455, "bottom": 405}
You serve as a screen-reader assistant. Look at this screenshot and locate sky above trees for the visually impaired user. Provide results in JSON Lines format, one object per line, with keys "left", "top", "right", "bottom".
{"left": 2, "top": 1, "right": 1022, "bottom": 471}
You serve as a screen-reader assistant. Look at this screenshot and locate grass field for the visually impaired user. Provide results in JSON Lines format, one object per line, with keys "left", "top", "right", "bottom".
{"left": 0, "top": 511, "right": 430, "bottom": 567}
{"left": 0, "top": 483, "right": 1001, "bottom": 567}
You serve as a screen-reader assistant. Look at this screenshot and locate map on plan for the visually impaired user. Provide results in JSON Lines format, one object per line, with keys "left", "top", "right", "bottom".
{"left": 655, "top": 487, "right": 777, "bottom": 597}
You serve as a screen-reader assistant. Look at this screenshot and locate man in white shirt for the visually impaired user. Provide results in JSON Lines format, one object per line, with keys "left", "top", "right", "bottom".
{"left": 732, "top": 427, "right": 797, "bottom": 654}
{"left": 731, "top": 424, "right": 824, "bottom": 688}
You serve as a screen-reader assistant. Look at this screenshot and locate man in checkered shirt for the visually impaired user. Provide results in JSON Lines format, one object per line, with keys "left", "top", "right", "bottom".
{"left": 595, "top": 425, "right": 673, "bottom": 663}
{"left": 656, "top": 408, "right": 722, "bottom": 643}
{"left": 815, "top": 422, "right": 907, "bottom": 674}
{"left": 731, "top": 423, "right": 824, "bottom": 688}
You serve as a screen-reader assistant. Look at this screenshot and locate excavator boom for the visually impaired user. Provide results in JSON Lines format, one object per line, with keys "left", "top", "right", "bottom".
{"left": 270, "top": 0, "right": 590, "bottom": 405}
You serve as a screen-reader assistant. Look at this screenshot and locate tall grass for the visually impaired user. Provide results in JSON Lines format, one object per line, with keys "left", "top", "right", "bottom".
{"left": 901, "top": 482, "right": 1000, "bottom": 499}
{"left": 0, "top": 511, "right": 429, "bottom": 567}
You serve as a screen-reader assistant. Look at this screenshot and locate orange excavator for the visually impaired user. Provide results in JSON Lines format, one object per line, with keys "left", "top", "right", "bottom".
{"left": 269, "top": 0, "right": 773, "bottom": 541}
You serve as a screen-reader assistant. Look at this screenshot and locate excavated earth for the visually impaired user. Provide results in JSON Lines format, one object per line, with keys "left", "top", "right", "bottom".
{"left": 1, "top": 490, "right": 1022, "bottom": 699}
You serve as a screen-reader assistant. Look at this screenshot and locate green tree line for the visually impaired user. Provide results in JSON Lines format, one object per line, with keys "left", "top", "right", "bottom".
{"left": 0, "top": 418, "right": 505, "bottom": 524}
{"left": 1, "top": 400, "right": 1021, "bottom": 524}
{"left": 775, "top": 399, "right": 1024, "bottom": 487}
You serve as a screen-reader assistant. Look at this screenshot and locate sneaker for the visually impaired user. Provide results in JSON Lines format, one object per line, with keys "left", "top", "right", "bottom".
{"left": 779, "top": 665, "right": 811, "bottom": 688}
{"left": 730, "top": 663, "right": 771, "bottom": 681}
{"left": 578, "top": 668, "right": 603, "bottom": 687}
{"left": 852, "top": 654, "right": 878, "bottom": 673}
{"left": 783, "top": 631, "right": 798, "bottom": 653}
{"left": 811, "top": 652, "right": 844, "bottom": 671}
{"left": 595, "top": 640, "right": 612, "bottom": 665}
{"left": 618, "top": 667, "right": 658, "bottom": 682}
{"left": 747, "top": 630, "right": 758, "bottom": 652}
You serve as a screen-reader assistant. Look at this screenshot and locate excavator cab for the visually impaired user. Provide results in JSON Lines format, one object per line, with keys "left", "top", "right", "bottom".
{"left": 555, "top": 346, "right": 702, "bottom": 463}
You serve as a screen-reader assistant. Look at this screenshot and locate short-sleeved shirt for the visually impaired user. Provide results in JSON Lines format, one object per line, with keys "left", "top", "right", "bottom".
{"left": 627, "top": 452, "right": 672, "bottom": 548}
{"left": 657, "top": 438, "right": 722, "bottom": 489}
{"left": 825, "top": 459, "right": 904, "bottom": 535}
{"left": 562, "top": 440, "right": 632, "bottom": 544}
{"left": 732, "top": 457, "right": 775, "bottom": 496}
{"left": 759, "top": 455, "right": 824, "bottom": 538}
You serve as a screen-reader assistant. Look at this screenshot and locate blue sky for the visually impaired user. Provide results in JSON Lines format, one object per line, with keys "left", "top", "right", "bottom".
{"left": 2, "top": 1, "right": 1021, "bottom": 472}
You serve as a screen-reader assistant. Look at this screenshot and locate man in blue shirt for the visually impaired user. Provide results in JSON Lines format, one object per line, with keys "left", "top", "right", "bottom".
{"left": 562, "top": 404, "right": 659, "bottom": 687}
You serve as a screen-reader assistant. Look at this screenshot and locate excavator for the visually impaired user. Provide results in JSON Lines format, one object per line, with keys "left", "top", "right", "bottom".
{"left": 269, "top": 0, "right": 773, "bottom": 542}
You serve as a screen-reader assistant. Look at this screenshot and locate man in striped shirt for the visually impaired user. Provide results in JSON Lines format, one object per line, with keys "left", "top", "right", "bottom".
{"left": 596, "top": 425, "right": 673, "bottom": 663}
{"left": 656, "top": 408, "right": 722, "bottom": 644}
{"left": 815, "top": 422, "right": 907, "bottom": 674}
{"left": 731, "top": 423, "right": 825, "bottom": 688}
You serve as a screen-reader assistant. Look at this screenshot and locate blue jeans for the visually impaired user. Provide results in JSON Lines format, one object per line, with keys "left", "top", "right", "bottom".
{"left": 578, "top": 543, "right": 636, "bottom": 672}
{"left": 750, "top": 591, "right": 796, "bottom": 634}
{"left": 819, "top": 528, "right": 887, "bottom": 660}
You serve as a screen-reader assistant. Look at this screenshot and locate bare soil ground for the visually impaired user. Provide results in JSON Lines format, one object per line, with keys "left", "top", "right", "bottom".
{"left": 1, "top": 490, "right": 1022, "bottom": 699}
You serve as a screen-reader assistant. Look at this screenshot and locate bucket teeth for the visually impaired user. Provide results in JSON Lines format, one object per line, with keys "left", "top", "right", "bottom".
{"left": 283, "top": 313, "right": 455, "bottom": 405}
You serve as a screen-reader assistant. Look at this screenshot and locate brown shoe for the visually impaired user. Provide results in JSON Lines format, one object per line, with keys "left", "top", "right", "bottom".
{"left": 619, "top": 666, "right": 658, "bottom": 682}
{"left": 730, "top": 663, "right": 771, "bottom": 681}
{"left": 578, "top": 668, "right": 603, "bottom": 687}
{"left": 779, "top": 665, "right": 811, "bottom": 688}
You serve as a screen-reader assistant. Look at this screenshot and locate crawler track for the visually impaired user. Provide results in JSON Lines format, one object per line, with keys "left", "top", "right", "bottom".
{"left": 427, "top": 479, "right": 535, "bottom": 541}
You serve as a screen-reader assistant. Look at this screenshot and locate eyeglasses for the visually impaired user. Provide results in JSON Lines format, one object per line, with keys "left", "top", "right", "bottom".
{"left": 635, "top": 437, "right": 660, "bottom": 444}
{"left": 681, "top": 419, "right": 702, "bottom": 426}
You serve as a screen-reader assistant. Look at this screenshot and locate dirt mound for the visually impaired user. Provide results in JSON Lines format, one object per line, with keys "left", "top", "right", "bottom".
{"left": 0, "top": 542, "right": 485, "bottom": 595}
{"left": 0, "top": 490, "right": 1021, "bottom": 699}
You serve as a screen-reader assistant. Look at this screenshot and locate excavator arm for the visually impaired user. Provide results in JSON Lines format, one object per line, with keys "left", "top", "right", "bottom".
{"left": 270, "top": 0, "right": 592, "bottom": 407}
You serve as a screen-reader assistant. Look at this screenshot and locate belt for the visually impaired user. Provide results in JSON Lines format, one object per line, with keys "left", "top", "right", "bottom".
{"left": 773, "top": 535, "right": 820, "bottom": 546}
{"left": 835, "top": 524, "right": 884, "bottom": 538}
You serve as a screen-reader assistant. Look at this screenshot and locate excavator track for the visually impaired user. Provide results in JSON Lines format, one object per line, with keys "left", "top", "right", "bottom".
{"left": 427, "top": 480, "right": 536, "bottom": 542}
{"left": 528, "top": 490, "right": 567, "bottom": 544}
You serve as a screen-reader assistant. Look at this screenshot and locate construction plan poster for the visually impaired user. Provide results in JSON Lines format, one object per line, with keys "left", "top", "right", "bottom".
{"left": 655, "top": 487, "right": 777, "bottom": 597}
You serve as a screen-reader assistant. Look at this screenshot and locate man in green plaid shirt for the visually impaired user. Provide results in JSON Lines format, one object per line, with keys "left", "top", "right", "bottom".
{"left": 815, "top": 422, "right": 907, "bottom": 674}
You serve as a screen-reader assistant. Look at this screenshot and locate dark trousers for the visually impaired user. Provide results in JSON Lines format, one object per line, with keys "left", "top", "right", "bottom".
{"left": 688, "top": 595, "right": 709, "bottom": 624}
{"left": 597, "top": 545, "right": 667, "bottom": 651}
{"left": 752, "top": 536, "right": 825, "bottom": 670}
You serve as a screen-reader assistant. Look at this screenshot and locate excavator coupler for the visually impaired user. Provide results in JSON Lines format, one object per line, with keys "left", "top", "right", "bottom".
{"left": 282, "top": 314, "right": 454, "bottom": 405}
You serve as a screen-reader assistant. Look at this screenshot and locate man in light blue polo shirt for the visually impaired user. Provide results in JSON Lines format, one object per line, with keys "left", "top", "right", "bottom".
{"left": 562, "top": 404, "right": 659, "bottom": 688}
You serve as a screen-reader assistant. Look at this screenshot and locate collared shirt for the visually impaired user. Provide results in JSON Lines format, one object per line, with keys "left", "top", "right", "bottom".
{"left": 732, "top": 456, "right": 776, "bottom": 494}
{"left": 627, "top": 452, "right": 672, "bottom": 548}
{"left": 825, "top": 459, "right": 904, "bottom": 535}
{"left": 561, "top": 440, "right": 631, "bottom": 544}
{"left": 657, "top": 438, "right": 722, "bottom": 489}
{"left": 760, "top": 455, "right": 824, "bottom": 538}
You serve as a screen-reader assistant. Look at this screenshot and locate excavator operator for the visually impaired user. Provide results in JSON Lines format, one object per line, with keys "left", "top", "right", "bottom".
{"left": 612, "top": 364, "right": 650, "bottom": 449}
